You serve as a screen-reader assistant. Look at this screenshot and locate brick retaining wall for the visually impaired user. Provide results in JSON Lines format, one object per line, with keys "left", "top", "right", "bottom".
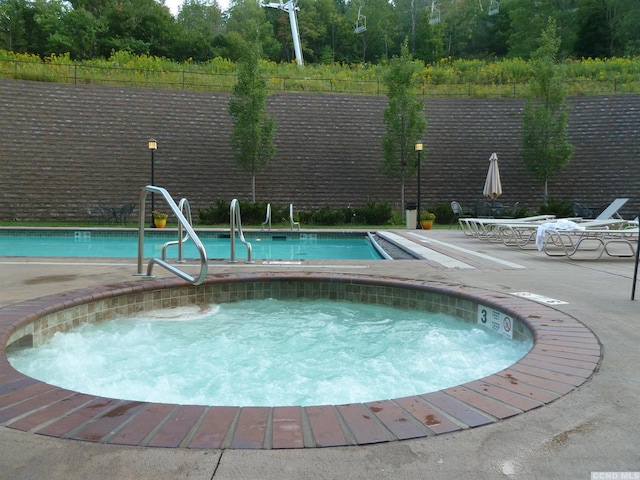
{"left": 0, "top": 79, "right": 638, "bottom": 222}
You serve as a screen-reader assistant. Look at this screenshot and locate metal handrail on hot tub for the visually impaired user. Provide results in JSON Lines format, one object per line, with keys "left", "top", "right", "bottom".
{"left": 135, "top": 186, "right": 208, "bottom": 285}
{"left": 161, "top": 197, "right": 193, "bottom": 263}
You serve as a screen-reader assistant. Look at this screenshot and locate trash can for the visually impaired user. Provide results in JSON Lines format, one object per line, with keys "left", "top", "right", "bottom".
{"left": 405, "top": 202, "right": 417, "bottom": 229}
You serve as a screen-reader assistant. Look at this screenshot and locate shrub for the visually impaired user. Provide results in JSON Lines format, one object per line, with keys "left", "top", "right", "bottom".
{"left": 199, "top": 198, "right": 229, "bottom": 224}
{"left": 432, "top": 203, "right": 454, "bottom": 224}
{"left": 353, "top": 201, "right": 393, "bottom": 225}
{"left": 539, "top": 198, "right": 573, "bottom": 217}
{"left": 299, "top": 205, "right": 345, "bottom": 225}
{"left": 236, "top": 201, "right": 270, "bottom": 224}
{"left": 200, "top": 201, "right": 393, "bottom": 226}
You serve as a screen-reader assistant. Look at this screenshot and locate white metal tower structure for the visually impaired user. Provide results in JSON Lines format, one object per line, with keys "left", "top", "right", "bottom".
{"left": 261, "top": 0, "right": 304, "bottom": 66}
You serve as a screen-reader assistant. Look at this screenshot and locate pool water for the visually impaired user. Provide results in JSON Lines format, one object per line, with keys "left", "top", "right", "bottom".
{"left": 0, "top": 231, "right": 381, "bottom": 260}
{"left": 8, "top": 299, "right": 532, "bottom": 407}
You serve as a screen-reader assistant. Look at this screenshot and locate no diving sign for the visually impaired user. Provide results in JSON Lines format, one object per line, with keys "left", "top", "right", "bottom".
{"left": 477, "top": 305, "right": 514, "bottom": 339}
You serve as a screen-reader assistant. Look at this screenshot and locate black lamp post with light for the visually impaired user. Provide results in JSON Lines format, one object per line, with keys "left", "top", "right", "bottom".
{"left": 148, "top": 138, "right": 157, "bottom": 227}
{"left": 415, "top": 142, "right": 423, "bottom": 229}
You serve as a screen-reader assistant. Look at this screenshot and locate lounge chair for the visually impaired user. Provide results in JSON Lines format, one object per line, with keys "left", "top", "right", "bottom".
{"left": 536, "top": 218, "right": 638, "bottom": 260}
{"left": 572, "top": 198, "right": 629, "bottom": 221}
{"left": 118, "top": 203, "right": 135, "bottom": 224}
{"left": 459, "top": 215, "right": 556, "bottom": 240}
{"left": 475, "top": 200, "right": 493, "bottom": 218}
{"left": 540, "top": 223, "right": 639, "bottom": 260}
{"left": 449, "top": 201, "right": 468, "bottom": 229}
{"left": 572, "top": 202, "right": 593, "bottom": 219}
{"left": 502, "top": 201, "right": 519, "bottom": 218}
{"left": 83, "top": 203, "right": 98, "bottom": 222}
{"left": 594, "top": 198, "right": 629, "bottom": 220}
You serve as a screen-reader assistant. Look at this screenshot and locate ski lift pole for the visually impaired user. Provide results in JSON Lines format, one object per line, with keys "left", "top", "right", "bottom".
{"left": 261, "top": 0, "right": 303, "bottom": 66}
{"left": 287, "top": 2, "right": 303, "bottom": 66}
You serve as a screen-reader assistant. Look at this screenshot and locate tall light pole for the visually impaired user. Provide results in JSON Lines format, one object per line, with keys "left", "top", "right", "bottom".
{"left": 148, "top": 138, "right": 157, "bottom": 227}
{"left": 415, "top": 142, "right": 423, "bottom": 229}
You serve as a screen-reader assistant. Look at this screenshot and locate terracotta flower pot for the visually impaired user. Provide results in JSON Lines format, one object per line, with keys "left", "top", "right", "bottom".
{"left": 420, "top": 219, "right": 434, "bottom": 230}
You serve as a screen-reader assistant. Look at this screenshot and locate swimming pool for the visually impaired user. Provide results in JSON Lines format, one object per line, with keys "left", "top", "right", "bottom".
{"left": 0, "top": 229, "right": 382, "bottom": 260}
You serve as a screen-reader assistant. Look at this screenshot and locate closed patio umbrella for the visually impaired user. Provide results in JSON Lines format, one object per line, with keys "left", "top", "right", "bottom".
{"left": 483, "top": 152, "right": 502, "bottom": 199}
{"left": 483, "top": 152, "right": 502, "bottom": 215}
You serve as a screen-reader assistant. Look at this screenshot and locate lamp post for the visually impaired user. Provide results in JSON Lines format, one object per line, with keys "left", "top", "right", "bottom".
{"left": 415, "top": 142, "right": 423, "bottom": 229}
{"left": 148, "top": 138, "right": 157, "bottom": 227}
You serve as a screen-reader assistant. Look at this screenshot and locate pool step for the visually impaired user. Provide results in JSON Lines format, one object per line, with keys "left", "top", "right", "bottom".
{"left": 377, "top": 231, "right": 476, "bottom": 269}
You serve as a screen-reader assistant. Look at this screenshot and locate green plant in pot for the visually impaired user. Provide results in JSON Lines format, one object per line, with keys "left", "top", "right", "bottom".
{"left": 152, "top": 210, "right": 169, "bottom": 228}
{"left": 420, "top": 212, "right": 436, "bottom": 229}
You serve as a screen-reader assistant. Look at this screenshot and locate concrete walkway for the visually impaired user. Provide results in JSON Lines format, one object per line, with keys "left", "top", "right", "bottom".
{"left": 1, "top": 228, "right": 639, "bottom": 480}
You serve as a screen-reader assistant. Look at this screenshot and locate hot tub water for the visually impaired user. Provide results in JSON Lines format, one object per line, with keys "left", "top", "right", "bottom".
{"left": 8, "top": 299, "right": 532, "bottom": 406}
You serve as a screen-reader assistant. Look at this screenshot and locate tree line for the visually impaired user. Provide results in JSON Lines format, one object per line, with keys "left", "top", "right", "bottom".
{"left": 0, "top": 0, "right": 638, "bottom": 66}
{"left": 228, "top": 20, "right": 571, "bottom": 211}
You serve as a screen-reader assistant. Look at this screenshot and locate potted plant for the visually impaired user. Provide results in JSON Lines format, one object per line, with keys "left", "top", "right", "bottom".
{"left": 420, "top": 212, "right": 436, "bottom": 230}
{"left": 152, "top": 210, "right": 169, "bottom": 228}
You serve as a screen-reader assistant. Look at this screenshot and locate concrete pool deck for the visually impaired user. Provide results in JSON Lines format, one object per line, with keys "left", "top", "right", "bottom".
{"left": 1, "top": 227, "right": 639, "bottom": 479}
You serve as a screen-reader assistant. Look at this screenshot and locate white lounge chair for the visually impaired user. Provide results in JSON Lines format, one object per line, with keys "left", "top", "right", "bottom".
{"left": 459, "top": 215, "right": 556, "bottom": 241}
{"left": 595, "top": 198, "right": 628, "bottom": 220}
{"left": 535, "top": 217, "right": 639, "bottom": 259}
{"left": 541, "top": 225, "right": 639, "bottom": 260}
{"left": 573, "top": 198, "right": 629, "bottom": 221}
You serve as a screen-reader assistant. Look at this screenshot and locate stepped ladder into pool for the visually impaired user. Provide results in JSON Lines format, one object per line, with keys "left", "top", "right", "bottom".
{"left": 160, "top": 197, "right": 194, "bottom": 264}
{"left": 261, "top": 203, "right": 272, "bottom": 231}
{"left": 135, "top": 185, "right": 208, "bottom": 285}
{"left": 230, "top": 198, "right": 253, "bottom": 263}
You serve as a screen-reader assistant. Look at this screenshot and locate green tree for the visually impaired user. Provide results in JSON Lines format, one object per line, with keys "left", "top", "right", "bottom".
{"left": 360, "top": 0, "right": 398, "bottom": 62}
{"left": 47, "top": 7, "right": 103, "bottom": 59}
{"left": 26, "top": 0, "right": 66, "bottom": 56}
{"left": 173, "top": 0, "right": 223, "bottom": 61}
{"left": 521, "top": 19, "right": 574, "bottom": 204}
{"left": 413, "top": 8, "right": 445, "bottom": 63}
{"left": 0, "top": 0, "right": 29, "bottom": 51}
{"left": 381, "top": 41, "right": 427, "bottom": 216}
{"left": 226, "top": 0, "right": 280, "bottom": 62}
{"left": 507, "top": 0, "right": 578, "bottom": 58}
{"left": 330, "top": 0, "right": 362, "bottom": 64}
{"left": 574, "top": 0, "right": 611, "bottom": 58}
{"left": 228, "top": 44, "right": 277, "bottom": 203}
{"left": 613, "top": 0, "right": 640, "bottom": 56}
{"left": 99, "top": 0, "right": 177, "bottom": 58}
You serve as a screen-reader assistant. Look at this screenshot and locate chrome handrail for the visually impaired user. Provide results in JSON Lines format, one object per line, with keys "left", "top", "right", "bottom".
{"left": 230, "top": 198, "right": 253, "bottom": 263}
{"left": 161, "top": 197, "right": 192, "bottom": 263}
{"left": 136, "top": 186, "right": 208, "bottom": 285}
{"left": 261, "top": 203, "right": 272, "bottom": 231}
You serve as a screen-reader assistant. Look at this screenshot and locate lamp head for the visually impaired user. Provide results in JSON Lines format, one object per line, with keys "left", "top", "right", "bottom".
{"left": 415, "top": 142, "right": 423, "bottom": 151}
{"left": 148, "top": 139, "right": 158, "bottom": 150}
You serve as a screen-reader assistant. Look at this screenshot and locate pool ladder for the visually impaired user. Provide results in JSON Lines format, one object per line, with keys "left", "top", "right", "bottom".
{"left": 230, "top": 198, "right": 253, "bottom": 263}
{"left": 160, "top": 197, "right": 193, "bottom": 263}
{"left": 135, "top": 186, "right": 208, "bottom": 285}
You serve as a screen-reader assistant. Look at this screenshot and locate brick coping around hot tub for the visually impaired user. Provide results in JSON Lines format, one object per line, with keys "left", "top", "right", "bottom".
{"left": 0, "top": 272, "right": 602, "bottom": 450}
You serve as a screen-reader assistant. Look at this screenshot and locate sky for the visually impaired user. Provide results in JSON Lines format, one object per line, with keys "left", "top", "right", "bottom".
{"left": 164, "top": 0, "right": 231, "bottom": 16}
